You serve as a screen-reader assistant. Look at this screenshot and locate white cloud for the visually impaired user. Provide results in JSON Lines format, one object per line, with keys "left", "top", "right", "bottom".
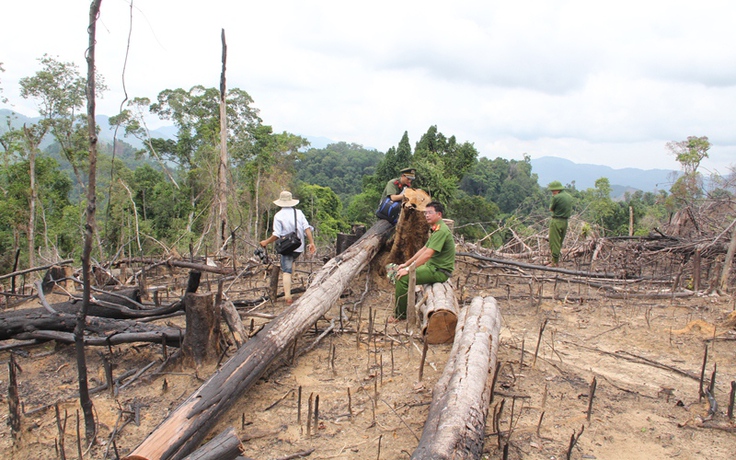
{"left": 1, "top": 0, "right": 734, "bottom": 173}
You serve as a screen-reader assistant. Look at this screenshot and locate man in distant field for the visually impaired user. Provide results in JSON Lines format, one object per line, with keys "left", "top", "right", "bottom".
{"left": 393, "top": 201, "right": 455, "bottom": 320}
{"left": 547, "top": 180, "right": 573, "bottom": 267}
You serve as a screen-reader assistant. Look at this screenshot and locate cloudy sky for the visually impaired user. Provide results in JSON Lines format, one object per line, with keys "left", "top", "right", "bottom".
{"left": 2, "top": 0, "right": 734, "bottom": 173}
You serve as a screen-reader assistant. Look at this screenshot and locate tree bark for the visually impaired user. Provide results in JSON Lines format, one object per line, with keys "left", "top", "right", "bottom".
{"left": 419, "top": 282, "right": 459, "bottom": 344}
{"left": 181, "top": 292, "right": 222, "bottom": 367}
{"left": 8, "top": 353, "right": 22, "bottom": 441}
{"left": 217, "top": 29, "right": 229, "bottom": 252}
{"left": 412, "top": 296, "right": 502, "bottom": 460}
{"left": 180, "top": 427, "right": 244, "bottom": 460}
{"left": 123, "top": 219, "right": 393, "bottom": 460}
{"left": 719, "top": 218, "right": 736, "bottom": 291}
{"left": 76, "top": 0, "right": 102, "bottom": 441}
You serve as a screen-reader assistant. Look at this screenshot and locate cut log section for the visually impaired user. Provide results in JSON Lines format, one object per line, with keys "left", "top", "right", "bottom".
{"left": 418, "top": 282, "right": 459, "bottom": 344}
{"left": 123, "top": 219, "right": 393, "bottom": 460}
{"left": 412, "top": 296, "right": 502, "bottom": 460}
{"left": 180, "top": 427, "right": 246, "bottom": 460}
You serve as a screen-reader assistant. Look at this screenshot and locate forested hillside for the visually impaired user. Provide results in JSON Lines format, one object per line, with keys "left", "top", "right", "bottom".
{"left": 1, "top": 56, "right": 731, "bottom": 275}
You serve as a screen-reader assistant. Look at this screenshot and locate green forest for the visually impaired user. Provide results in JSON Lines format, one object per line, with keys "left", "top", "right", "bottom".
{"left": 0, "top": 56, "right": 730, "bottom": 275}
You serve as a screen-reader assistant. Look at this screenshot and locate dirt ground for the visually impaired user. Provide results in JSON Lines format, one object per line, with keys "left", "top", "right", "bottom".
{"left": 1, "top": 247, "right": 735, "bottom": 460}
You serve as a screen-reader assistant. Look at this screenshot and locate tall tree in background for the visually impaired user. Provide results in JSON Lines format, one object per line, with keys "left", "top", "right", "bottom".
{"left": 374, "top": 131, "right": 411, "bottom": 187}
{"left": 667, "top": 135, "right": 710, "bottom": 205}
{"left": 17, "top": 57, "right": 85, "bottom": 267}
{"left": 19, "top": 55, "right": 104, "bottom": 188}
{"left": 0, "top": 113, "right": 47, "bottom": 269}
{"left": 149, "top": 86, "right": 261, "bottom": 251}
{"left": 413, "top": 125, "right": 478, "bottom": 205}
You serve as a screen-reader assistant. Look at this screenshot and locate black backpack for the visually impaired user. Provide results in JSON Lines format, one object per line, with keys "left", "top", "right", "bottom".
{"left": 375, "top": 196, "right": 402, "bottom": 225}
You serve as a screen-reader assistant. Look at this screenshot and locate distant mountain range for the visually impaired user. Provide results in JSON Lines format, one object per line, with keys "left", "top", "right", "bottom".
{"left": 530, "top": 156, "right": 678, "bottom": 197}
{"left": 0, "top": 109, "right": 177, "bottom": 149}
{"left": 1, "top": 109, "right": 677, "bottom": 196}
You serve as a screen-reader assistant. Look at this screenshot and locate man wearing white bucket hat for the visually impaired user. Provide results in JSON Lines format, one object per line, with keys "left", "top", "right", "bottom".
{"left": 260, "top": 191, "right": 316, "bottom": 304}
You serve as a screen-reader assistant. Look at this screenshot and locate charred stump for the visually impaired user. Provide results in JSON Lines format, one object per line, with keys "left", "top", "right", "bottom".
{"left": 181, "top": 292, "right": 222, "bottom": 367}
{"left": 388, "top": 206, "right": 430, "bottom": 264}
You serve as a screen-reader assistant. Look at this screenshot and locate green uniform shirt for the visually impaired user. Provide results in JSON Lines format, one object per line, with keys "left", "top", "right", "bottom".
{"left": 382, "top": 178, "right": 406, "bottom": 198}
{"left": 550, "top": 191, "right": 574, "bottom": 219}
{"left": 425, "top": 219, "right": 455, "bottom": 273}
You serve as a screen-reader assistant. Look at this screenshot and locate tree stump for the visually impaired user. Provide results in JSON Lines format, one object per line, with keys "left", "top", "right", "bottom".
{"left": 41, "top": 265, "right": 74, "bottom": 294}
{"left": 388, "top": 189, "right": 432, "bottom": 264}
{"left": 419, "top": 282, "right": 459, "bottom": 344}
{"left": 268, "top": 265, "right": 280, "bottom": 301}
{"left": 412, "top": 296, "right": 502, "bottom": 459}
{"left": 181, "top": 292, "right": 222, "bottom": 367}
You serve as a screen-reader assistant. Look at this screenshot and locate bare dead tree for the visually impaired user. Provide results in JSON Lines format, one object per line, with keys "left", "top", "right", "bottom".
{"left": 217, "top": 28, "right": 229, "bottom": 252}
{"left": 74, "top": 0, "right": 103, "bottom": 442}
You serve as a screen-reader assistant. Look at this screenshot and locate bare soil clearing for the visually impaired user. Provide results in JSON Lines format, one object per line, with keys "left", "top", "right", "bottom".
{"left": 1, "top": 247, "right": 735, "bottom": 460}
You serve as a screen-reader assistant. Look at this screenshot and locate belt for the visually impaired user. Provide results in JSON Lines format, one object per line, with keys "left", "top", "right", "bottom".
{"left": 552, "top": 216, "right": 569, "bottom": 220}
{"left": 437, "top": 268, "right": 452, "bottom": 277}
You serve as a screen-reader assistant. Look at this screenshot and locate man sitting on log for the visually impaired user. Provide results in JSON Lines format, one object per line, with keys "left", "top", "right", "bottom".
{"left": 375, "top": 167, "right": 415, "bottom": 225}
{"left": 393, "top": 201, "right": 455, "bottom": 320}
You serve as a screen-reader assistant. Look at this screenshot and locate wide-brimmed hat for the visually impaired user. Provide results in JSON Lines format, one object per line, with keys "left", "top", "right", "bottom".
{"left": 547, "top": 180, "right": 564, "bottom": 191}
{"left": 273, "top": 190, "right": 299, "bottom": 207}
{"left": 400, "top": 167, "right": 416, "bottom": 180}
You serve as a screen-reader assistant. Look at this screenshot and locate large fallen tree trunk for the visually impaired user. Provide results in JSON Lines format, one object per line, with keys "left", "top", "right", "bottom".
{"left": 412, "top": 296, "right": 502, "bottom": 460}
{"left": 123, "top": 219, "right": 393, "bottom": 460}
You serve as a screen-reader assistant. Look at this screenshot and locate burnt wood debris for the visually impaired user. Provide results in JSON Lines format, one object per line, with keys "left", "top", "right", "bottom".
{"left": 1, "top": 199, "right": 736, "bottom": 458}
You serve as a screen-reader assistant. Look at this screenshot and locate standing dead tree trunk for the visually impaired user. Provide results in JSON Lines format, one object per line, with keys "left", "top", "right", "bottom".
{"left": 412, "top": 296, "right": 502, "bottom": 460}
{"left": 216, "top": 28, "right": 229, "bottom": 252}
{"left": 719, "top": 218, "right": 736, "bottom": 292}
{"left": 123, "top": 219, "right": 393, "bottom": 460}
{"left": 75, "top": 0, "right": 102, "bottom": 442}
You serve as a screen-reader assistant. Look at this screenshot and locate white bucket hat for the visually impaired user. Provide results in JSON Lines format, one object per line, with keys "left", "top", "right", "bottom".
{"left": 273, "top": 190, "right": 299, "bottom": 207}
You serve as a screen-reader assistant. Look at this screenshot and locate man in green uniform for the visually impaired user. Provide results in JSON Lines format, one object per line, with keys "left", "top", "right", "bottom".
{"left": 547, "top": 180, "right": 573, "bottom": 266}
{"left": 383, "top": 167, "right": 415, "bottom": 202}
{"left": 376, "top": 167, "right": 416, "bottom": 224}
{"left": 393, "top": 201, "right": 455, "bottom": 319}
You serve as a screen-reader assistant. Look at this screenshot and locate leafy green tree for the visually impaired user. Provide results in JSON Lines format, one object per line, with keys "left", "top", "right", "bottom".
{"left": 578, "top": 177, "right": 619, "bottom": 234}
{"left": 0, "top": 156, "right": 72, "bottom": 272}
{"left": 450, "top": 192, "right": 501, "bottom": 246}
{"left": 412, "top": 125, "right": 478, "bottom": 204}
{"left": 295, "top": 142, "right": 382, "bottom": 204}
{"left": 460, "top": 155, "right": 540, "bottom": 214}
{"left": 667, "top": 136, "right": 710, "bottom": 205}
{"left": 373, "top": 132, "right": 411, "bottom": 188}
{"left": 147, "top": 85, "right": 262, "bottom": 248}
{"left": 344, "top": 187, "right": 382, "bottom": 225}
{"left": 234, "top": 124, "right": 308, "bottom": 238}
{"left": 19, "top": 55, "right": 105, "bottom": 187}
{"left": 295, "top": 183, "right": 348, "bottom": 243}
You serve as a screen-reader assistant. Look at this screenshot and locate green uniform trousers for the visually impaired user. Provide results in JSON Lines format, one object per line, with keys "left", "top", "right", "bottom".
{"left": 549, "top": 217, "right": 568, "bottom": 264}
{"left": 394, "top": 265, "right": 449, "bottom": 319}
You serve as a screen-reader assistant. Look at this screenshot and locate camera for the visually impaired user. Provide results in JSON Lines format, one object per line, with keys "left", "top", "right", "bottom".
{"left": 254, "top": 247, "right": 267, "bottom": 263}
